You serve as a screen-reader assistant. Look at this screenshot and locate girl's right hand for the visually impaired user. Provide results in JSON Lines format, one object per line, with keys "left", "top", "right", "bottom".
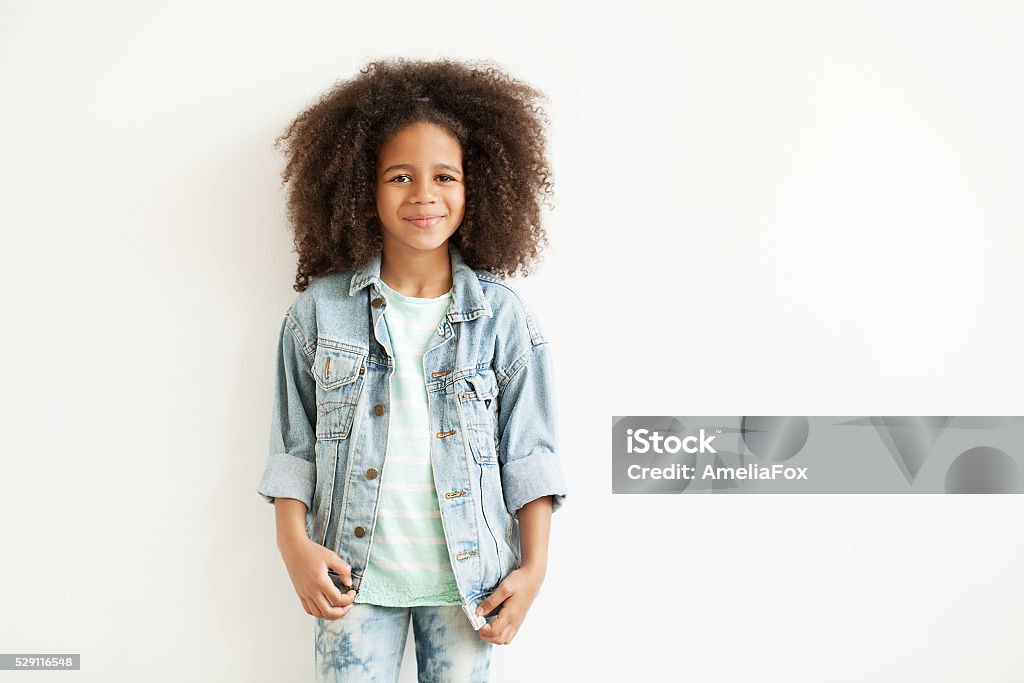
{"left": 278, "top": 535, "right": 357, "bottom": 620}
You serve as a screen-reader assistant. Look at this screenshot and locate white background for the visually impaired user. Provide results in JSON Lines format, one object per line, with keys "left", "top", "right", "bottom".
{"left": 2, "top": 1, "right": 1022, "bottom": 681}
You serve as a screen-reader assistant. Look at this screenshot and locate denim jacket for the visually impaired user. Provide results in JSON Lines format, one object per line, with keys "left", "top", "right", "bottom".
{"left": 257, "top": 242, "right": 567, "bottom": 629}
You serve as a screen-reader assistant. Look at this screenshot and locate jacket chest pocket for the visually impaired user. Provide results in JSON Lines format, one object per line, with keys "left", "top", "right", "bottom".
{"left": 457, "top": 370, "right": 499, "bottom": 464}
{"left": 312, "top": 342, "right": 367, "bottom": 440}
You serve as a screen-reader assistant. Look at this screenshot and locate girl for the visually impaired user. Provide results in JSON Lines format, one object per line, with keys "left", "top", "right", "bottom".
{"left": 256, "top": 57, "right": 568, "bottom": 682}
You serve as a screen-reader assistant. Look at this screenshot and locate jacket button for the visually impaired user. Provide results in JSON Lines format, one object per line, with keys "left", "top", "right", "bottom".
{"left": 365, "top": 467, "right": 379, "bottom": 480}
{"left": 354, "top": 526, "right": 366, "bottom": 538}
{"left": 372, "top": 404, "right": 385, "bottom": 416}
{"left": 371, "top": 297, "right": 385, "bottom": 308}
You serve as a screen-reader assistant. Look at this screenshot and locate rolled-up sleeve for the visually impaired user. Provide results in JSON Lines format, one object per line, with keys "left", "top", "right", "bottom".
{"left": 496, "top": 339, "right": 568, "bottom": 518}
{"left": 256, "top": 307, "right": 317, "bottom": 509}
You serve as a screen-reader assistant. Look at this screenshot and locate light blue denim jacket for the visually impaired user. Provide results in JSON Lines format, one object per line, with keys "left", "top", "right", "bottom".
{"left": 257, "top": 242, "right": 567, "bottom": 629}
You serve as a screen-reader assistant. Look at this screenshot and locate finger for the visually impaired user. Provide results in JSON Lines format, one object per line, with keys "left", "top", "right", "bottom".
{"left": 314, "top": 597, "right": 329, "bottom": 619}
{"left": 326, "top": 556, "right": 353, "bottom": 586}
{"left": 313, "top": 592, "right": 349, "bottom": 621}
{"left": 496, "top": 611, "right": 525, "bottom": 645}
{"left": 330, "top": 589, "right": 357, "bottom": 607}
{"left": 478, "top": 624, "right": 499, "bottom": 644}
{"left": 483, "top": 626, "right": 513, "bottom": 646}
{"left": 304, "top": 594, "right": 324, "bottom": 618}
{"left": 492, "top": 621, "right": 515, "bottom": 646}
{"left": 327, "top": 603, "right": 352, "bottom": 620}
{"left": 476, "top": 583, "right": 512, "bottom": 616}
{"left": 487, "top": 607, "right": 516, "bottom": 638}
{"left": 322, "top": 575, "right": 348, "bottom": 607}
{"left": 300, "top": 596, "right": 314, "bottom": 617}
{"left": 487, "top": 624, "right": 508, "bottom": 645}
{"left": 481, "top": 610, "right": 512, "bottom": 644}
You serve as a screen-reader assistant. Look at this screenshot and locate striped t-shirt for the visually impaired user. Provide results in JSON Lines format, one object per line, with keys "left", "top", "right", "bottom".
{"left": 355, "top": 279, "right": 461, "bottom": 606}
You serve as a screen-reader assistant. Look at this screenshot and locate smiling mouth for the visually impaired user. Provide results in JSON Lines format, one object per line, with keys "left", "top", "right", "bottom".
{"left": 404, "top": 216, "right": 444, "bottom": 228}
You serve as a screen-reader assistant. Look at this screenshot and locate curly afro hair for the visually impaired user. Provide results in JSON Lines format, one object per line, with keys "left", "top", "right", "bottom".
{"left": 273, "top": 57, "right": 555, "bottom": 292}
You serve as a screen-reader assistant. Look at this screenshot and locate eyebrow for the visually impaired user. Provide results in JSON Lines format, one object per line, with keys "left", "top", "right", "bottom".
{"left": 379, "top": 162, "right": 462, "bottom": 175}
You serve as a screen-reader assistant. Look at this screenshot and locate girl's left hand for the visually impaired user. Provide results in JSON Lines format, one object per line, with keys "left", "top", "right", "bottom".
{"left": 475, "top": 565, "right": 545, "bottom": 645}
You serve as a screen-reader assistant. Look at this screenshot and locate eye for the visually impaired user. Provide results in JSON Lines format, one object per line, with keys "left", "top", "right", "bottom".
{"left": 437, "top": 174, "right": 456, "bottom": 182}
{"left": 388, "top": 174, "right": 412, "bottom": 183}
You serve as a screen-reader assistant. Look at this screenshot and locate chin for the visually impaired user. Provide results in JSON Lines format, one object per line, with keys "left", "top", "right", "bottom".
{"left": 401, "top": 235, "right": 451, "bottom": 252}
{"left": 381, "top": 221, "right": 459, "bottom": 252}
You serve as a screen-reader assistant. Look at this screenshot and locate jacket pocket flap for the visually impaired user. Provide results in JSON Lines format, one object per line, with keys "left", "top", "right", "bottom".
{"left": 461, "top": 372, "right": 496, "bottom": 402}
{"left": 313, "top": 344, "right": 364, "bottom": 391}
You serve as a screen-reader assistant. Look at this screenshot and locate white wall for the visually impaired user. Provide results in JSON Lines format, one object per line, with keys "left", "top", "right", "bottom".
{"left": 2, "top": 1, "right": 1022, "bottom": 681}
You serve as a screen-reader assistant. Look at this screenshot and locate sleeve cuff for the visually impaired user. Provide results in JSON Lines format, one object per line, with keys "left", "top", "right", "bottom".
{"left": 500, "top": 450, "right": 567, "bottom": 517}
{"left": 256, "top": 452, "right": 315, "bottom": 509}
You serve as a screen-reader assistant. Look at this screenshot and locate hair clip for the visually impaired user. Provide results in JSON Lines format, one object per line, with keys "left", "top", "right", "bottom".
{"left": 414, "top": 96, "right": 430, "bottom": 102}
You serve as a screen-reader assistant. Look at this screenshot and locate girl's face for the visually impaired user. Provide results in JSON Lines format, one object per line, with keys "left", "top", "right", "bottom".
{"left": 375, "top": 121, "right": 465, "bottom": 256}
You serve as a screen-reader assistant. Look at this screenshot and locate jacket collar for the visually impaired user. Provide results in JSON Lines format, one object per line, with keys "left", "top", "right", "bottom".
{"left": 348, "top": 242, "right": 493, "bottom": 322}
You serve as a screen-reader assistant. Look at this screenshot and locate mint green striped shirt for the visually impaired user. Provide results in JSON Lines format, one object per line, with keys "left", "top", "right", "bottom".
{"left": 356, "top": 279, "right": 461, "bottom": 606}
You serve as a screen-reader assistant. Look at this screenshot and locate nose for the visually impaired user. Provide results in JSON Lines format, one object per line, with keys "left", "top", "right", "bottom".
{"left": 409, "top": 177, "right": 438, "bottom": 204}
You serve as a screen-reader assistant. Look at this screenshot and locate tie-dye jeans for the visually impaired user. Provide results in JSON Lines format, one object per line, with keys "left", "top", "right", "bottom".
{"left": 314, "top": 603, "right": 494, "bottom": 682}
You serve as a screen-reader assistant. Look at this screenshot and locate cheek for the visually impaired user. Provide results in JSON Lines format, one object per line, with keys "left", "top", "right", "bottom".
{"left": 375, "top": 189, "right": 398, "bottom": 214}
{"left": 449, "top": 188, "right": 467, "bottom": 212}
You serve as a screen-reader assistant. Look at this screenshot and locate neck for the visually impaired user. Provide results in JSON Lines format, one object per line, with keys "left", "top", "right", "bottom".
{"left": 379, "top": 240, "right": 453, "bottom": 298}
